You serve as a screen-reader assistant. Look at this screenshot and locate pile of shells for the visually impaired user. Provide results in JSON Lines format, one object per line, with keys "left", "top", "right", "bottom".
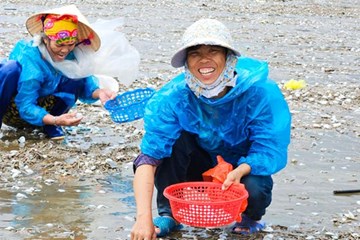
{"left": 282, "top": 81, "right": 360, "bottom": 136}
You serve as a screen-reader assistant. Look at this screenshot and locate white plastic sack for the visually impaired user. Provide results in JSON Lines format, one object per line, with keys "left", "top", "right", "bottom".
{"left": 51, "top": 17, "right": 140, "bottom": 87}
{"left": 96, "top": 74, "right": 119, "bottom": 93}
{"left": 91, "top": 18, "right": 140, "bottom": 87}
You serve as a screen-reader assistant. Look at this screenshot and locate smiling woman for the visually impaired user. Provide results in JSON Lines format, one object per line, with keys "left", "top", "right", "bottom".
{"left": 131, "top": 18, "right": 291, "bottom": 239}
{"left": 41, "top": 14, "right": 78, "bottom": 62}
{"left": 0, "top": 5, "right": 117, "bottom": 140}
{"left": 44, "top": 38, "right": 77, "bottom": 62}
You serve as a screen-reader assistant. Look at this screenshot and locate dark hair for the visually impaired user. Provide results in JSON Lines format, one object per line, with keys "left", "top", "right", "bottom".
{"left": 186, "top": 45, "right": 228, "bottom": 55}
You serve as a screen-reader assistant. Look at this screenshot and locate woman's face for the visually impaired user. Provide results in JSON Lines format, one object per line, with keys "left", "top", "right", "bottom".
{"left": 186, "top": 45, "right": 227, "bottom": 85}
{"left": 44, "top": 38, "right": 76, "bottom": 62}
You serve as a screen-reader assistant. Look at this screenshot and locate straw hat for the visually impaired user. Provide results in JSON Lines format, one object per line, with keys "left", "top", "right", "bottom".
{"left": 171, "top": 19, "right": 240, "bottom": 68}
{"left": 26, "top": 5, "right": 101, "bottom": 51}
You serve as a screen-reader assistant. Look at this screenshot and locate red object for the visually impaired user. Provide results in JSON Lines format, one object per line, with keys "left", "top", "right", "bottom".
{"left": 202, "top": 155, "right": 233, "bottom": 183}
{"left": 164, "top": 181, "right": 248, "bottom": 228}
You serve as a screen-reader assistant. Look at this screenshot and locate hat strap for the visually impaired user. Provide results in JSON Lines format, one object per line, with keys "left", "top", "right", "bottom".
{"left": 76, "top": 39, "right": 91, "bottom": 47}
{"left": 40, "top": 14, "right": 48, "bottom": 29}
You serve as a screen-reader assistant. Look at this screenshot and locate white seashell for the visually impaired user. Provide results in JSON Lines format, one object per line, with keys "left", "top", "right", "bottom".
{"left": 11, "top": 169, "right": 22, "bottom": 178}
{"left": 344, "top": 211, "right": 356, "bottom": 220}
{"left": 24, "top": 187, "right": 36, "bottom": 194}
{"left": 105, "top": 158, "right": 117, "bottom": 169}
{"left": 44, "top": 179, "right": 56, "bottom": 185}
{"left": 97, "top": 226, "right": 108, "bottom": 229}
{"left": 16, "top": 193, "right": 28, "bottom": 200}
{"left": 96, "top": 205, "right": 108, "bottom": 209}
{"left": 18, "top": 136, "right": 25, "bottom": 143}
{"left": 23, "top": 165, "right": 34, "bottom": 175}
{"left": 263, "top": 226, "right": 274, "bottom": 232}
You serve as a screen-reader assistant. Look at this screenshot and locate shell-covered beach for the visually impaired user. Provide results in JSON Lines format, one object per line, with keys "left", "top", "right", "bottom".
{"left": 0, "top": 0, "right": 359, "bottom": 239}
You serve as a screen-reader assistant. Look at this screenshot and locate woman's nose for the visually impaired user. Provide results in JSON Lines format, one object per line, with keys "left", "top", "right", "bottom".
{"left": 199, "top": 54, "right": 211, "bottom": 63}
{"left": 60, "top": 46, "right": 72, "bottom": 54}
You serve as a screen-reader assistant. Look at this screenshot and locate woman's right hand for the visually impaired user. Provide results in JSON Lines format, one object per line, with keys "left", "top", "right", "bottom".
{"left": 131, "top": 214, "right": 157, "bottom": 240}
{"left": 131, "top": 164, "right": 158, "bottom": 240}
{"left": 43, "top": 112, "right": 82, "bottom": 126}
{"left": 55, "top": 112, "right": 83, "bottom": 126}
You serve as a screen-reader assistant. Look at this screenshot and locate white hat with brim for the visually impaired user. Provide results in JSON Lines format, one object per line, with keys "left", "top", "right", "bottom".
{"left": 171, "top": 19, "right": 240, "bottom": 68}
{"left": 26, "top": 4, "right": 101, "bottom": 51}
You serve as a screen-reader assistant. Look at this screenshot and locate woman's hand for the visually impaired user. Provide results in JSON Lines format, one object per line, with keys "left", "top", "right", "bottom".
{"left": 131, "top": 213, "right": 157, "bottom": 240}
{"left": 92, "top": 88, "right": 117, "bottom": 105}
{"left": 222, "top": 163, "right": 251, "bottom": 190}
{"left": 131, "top": 164, "right": 158, "bottom": 240}
{"left": 43, "top": 112, "right": 82, "bottom": 126}
{"left": 56, "top": 112, "right": 83, "bottom": 126}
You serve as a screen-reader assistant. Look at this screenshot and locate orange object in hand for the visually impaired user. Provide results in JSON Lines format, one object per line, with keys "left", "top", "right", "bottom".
{"left": 202, "top": 155, "right": 233, "bottom": 183}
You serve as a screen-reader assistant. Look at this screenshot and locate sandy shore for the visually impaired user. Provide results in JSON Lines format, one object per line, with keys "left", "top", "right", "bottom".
{"left": 1, "top": 0, "right": 359, "bottom": 239}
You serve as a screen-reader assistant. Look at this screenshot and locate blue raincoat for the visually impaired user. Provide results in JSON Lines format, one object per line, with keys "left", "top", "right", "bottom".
{"left": 8, "top": 40, "right": 99, "bottom": 126}
{"left": 141, "top": 56, "right": 291, "bottom": 176}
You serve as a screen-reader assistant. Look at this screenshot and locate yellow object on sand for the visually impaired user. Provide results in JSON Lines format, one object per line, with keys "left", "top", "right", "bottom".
{"left": 284, "top": 79, "right": 306, "bottom": 90}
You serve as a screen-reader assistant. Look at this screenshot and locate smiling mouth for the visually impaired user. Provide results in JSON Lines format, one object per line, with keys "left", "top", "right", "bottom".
{"left": 199, "top": 67, "right": 215, "bottom": 75}
{"left": 55, "top": 54, "right": 67, "bottom": 61}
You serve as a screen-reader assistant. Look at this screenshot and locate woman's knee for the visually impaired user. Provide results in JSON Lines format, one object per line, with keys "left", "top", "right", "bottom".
{"left": 242, "top": 175, "right": 273, "bottom": 202}
{"left": 241, "top": 175, "right": 273, "bottom": 219}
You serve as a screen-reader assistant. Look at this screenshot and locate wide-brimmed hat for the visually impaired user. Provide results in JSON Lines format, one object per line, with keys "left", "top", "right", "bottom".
{"left": 171, "top": 18, "right": 240, "bottom": 68}
{"left": 26, "top": 4, "right": 101, "bottom": 51}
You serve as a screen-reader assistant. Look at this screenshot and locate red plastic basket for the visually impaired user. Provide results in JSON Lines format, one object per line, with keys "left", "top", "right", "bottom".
{"left": 163, "top": 182, "right": 248, "bottom": 228}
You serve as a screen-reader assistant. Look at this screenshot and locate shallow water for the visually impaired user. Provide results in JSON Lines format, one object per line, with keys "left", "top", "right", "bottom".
{"left": 0, "top": 165, "right": 136, "bottom": 239}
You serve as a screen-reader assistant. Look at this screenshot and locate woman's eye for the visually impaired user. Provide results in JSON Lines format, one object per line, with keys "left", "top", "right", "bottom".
{"left": 210, "top": 48, "right": 221, "bottom": 53}
{"left": 188, "top": 51, "right": 198, "bottom": 57}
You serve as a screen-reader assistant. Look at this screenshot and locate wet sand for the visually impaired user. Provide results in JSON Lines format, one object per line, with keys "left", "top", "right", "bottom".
{"left": 1, "top": 0, "right": 359, "bottom": 239}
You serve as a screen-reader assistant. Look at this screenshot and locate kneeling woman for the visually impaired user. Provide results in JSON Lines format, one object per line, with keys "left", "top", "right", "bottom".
{"left": 131, "top": 19, "right": 291, "bottom": 238}
{"left": 0, "top": 5, "right": 116, "bottom": 139}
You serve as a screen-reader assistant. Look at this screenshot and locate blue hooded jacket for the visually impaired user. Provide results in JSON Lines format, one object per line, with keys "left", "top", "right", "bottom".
{"left": 8, "top": 40, "right": 99, "bottom": 126}
{"left": 140, "top": 56, "right": 291, "bottom": 176}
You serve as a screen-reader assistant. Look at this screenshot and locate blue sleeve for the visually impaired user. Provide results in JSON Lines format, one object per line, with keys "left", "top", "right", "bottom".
{"left": 237, "top": 80, "right": 291, "bottom": 175}
{"left": 140, "top": 89, "right": 183, "bottom": 160}
{"left": 14, "top": 54, "right": 49, "bottom": 126}
{"left": 78, "top": 75, "right": 100, "bottom": 104}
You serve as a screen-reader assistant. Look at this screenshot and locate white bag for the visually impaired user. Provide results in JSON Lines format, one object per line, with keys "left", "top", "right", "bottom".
{"left": 96, "top": 74, "right": 119, "bottom": 93}
{"left": 91, "top": 18, "right": 140, "bottom": 87}
{"left": 55, "top": 17, "right": 140, "bottom": 87}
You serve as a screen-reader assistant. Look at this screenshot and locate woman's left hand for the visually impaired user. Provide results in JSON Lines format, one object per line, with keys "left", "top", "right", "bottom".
{"left": 222, "top": 163, "right": 251, "bottom": 190}
{"left": 93, "top": 89, "right": 117, "bottom": 105}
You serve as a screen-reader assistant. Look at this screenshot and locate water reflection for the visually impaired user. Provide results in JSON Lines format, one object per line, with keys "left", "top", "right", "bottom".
{"left": 0, "top": 167, "right": 136, "bottom": 239}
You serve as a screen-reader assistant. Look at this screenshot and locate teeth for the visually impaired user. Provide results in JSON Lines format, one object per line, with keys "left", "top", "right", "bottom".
{"left": 199, "top": 68, "right": 214, "bottom": 74}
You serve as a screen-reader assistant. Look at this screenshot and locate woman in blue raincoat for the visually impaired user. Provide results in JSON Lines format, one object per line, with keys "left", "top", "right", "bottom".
{"left": 131, "top": 19, "right": 291, "bottom": 239}
{"left": 0, "top": 5, "right": 116, "bottom": 140}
